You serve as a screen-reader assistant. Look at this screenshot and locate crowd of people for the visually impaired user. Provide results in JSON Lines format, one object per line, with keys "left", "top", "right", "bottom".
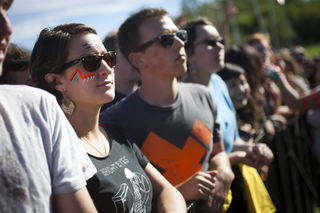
{"left": 1, "top": 0, "right": 319, "bottom": 212}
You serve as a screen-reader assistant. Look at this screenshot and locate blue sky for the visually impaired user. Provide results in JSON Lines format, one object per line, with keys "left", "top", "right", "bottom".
{"left": 7, "top": 0, "right": 184, "bottom": 51}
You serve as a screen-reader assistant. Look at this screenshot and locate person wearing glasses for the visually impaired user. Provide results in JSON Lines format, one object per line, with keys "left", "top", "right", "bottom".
{"left": 30, "top": 23, "right": 186, "bottom": 213}
{"left": 180, "top": 18, "right": 275, "bottom": 213}
{"left": 0, "top": 1, "right": 97, "bottom": 213}
{"left": 100, "top": 8, "right": 234, "bottom": 213}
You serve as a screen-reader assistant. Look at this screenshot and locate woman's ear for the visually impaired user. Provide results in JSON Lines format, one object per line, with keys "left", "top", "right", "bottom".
{"left": 128, "top": 52, "right": 146, "bottom": 70}
{"left": 44, "top": 73, "right": 55, "bottom": 84}
{"left": 45, "top": 73, "right": 65, "bottom": 92}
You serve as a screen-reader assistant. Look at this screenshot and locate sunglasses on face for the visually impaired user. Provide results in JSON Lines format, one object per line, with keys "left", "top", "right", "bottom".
{"left": 58, "top": 51, "right": 116, "bottom": 73}
{"left": 135, "top": 30, "right": 188, "bottom": 52}
{"left": 193, "top": 37, "right": 224, "bottom": 49}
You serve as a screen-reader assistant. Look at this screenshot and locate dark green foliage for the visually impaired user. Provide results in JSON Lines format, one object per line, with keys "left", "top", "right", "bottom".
{"left": 181, "top": 0, "right": 320, "bottom": 48}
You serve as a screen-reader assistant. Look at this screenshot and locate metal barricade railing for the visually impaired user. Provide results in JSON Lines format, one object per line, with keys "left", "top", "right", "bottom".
{"left": 265, "top": 113, "right": 319, "bottom": 213}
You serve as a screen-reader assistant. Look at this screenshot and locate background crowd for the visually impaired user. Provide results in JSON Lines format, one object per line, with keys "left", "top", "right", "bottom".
{"left": 1, "top": 0, "right": 320, "bottom": 213}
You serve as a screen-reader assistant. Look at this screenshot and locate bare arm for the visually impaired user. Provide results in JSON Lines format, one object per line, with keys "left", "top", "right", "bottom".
{"left": 276, "top": 73, "right": 305, "bottom": 110}
{"left": 220, "top": 3, "right": 238, "bottom": 46}
{"left": 205, "top": 140, "right": 234, "bottom": 213}
{"left": 144, "top": 163, "right": 187, "bottom": 213}
{"left": 53, "top": 187, "right": 97, "bottom": 213}
{"left": 232, "top": 138, "right": 273, "bottom": 167}
{"left": 266, "top": 67, "right": 320, "bottom": 110}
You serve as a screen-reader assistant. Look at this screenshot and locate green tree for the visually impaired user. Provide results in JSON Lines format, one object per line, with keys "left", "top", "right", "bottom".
{"left": 181, "top": 0, "right": 320, "bottom": 48}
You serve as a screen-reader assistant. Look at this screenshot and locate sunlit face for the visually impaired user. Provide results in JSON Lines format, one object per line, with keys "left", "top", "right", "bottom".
{"left": 0, "top": 0, "right": 13, "bottom": 75}
{"left": 251, "top": 40, "right": 272, "bottom": 67}
{"left": 60, "top": 33, "right": 115, "bottom": 107}
{"left": 137, "top": 15, "right": 187, "bottom": 78}
{"left": 188, "top": 25, "right": 224, "bottom": 74}
{"left": 225, "top": 74, "right": 251, "bottom": 110}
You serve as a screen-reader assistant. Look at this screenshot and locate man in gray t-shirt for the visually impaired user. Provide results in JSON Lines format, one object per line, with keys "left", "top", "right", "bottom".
{"left": 100, "top": 8, "right": 234, "bottom": 213}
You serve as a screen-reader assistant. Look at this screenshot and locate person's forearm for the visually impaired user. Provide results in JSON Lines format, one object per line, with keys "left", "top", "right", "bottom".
{"left": 144, "top": 163, "right": 187, "bottom": 213}
{"left": 232, "top": 138, "right": 253, "bottom": 151}
{"left": 276, "top": 73, "right": 303, "bottom": 109}
{"left": 228, "top": 151, "right": 246, "bottom": 166}
{"left": 156, "top": 186, "right": 187, "bottom": 213}
{"left": 209, "top": 151, "right": 234, "bottom": 184}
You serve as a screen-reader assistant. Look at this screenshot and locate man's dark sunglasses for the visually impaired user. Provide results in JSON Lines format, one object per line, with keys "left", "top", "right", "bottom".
{"left": 135, "top": 30, "right": 188, "bottom": 52}
{"left": 58, "top": 51, "right": 116, "bottom": 73}
{"left": 193, "top": 37, "right": 224, "bottom": 48}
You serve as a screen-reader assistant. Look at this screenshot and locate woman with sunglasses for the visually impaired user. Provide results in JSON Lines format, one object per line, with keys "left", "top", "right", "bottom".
{"left": 181, "top": 18, "right": 275, "bottom": 213}
{"left": 30, "top": 23, "right": 186, "bottom": 213}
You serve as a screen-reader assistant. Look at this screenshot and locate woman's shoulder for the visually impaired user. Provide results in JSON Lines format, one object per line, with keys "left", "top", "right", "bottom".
{"left": 100, "top": 121, "right": 133, "bottom": 146}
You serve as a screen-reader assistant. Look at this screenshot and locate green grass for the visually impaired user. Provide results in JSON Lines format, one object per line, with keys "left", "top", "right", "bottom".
{"left": 305, "top": 43, "right": 320, "bottom": 58}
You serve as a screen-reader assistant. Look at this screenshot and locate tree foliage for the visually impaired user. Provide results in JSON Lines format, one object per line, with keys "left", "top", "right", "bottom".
{"left": 181, "top": 0, "right": 320, "bottom": 48}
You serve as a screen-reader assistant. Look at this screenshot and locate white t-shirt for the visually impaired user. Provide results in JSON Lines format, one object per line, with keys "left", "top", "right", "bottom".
{"left": 0, "top": 85, "right": 96, "bottom": 213}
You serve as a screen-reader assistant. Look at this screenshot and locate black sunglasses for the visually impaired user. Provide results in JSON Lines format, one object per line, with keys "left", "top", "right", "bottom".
{"left": 135, "top": 30, "right": 188, "bottom": 52}
{"left": 58, "top": 51, "right": 116, "bottom": 73}
{"left": 193, "top": 37, "right": 224, "bottom": 48}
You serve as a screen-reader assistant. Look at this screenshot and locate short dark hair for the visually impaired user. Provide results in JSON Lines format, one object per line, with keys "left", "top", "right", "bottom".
{"left": 30, "top": 23, "right": 97, "bottom": 104}
{"left": 180, "top": 17, "right": 214, "bottom": 55}
{"left": 0, "top": 43, "right": 31, "bottom": 84}
{"left": 217, "top": 63, "right": 246, "bottom": 82}
{"left": 118, "top": 8, "right": 168, "bottom": 60}
{"left": 103, "top": 29, "right": 118, "bottom": 52}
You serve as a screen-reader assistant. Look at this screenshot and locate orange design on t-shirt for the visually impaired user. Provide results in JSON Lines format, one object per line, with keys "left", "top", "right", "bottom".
{"left": 140, "top": 119, "right": 211, "bottom": 186}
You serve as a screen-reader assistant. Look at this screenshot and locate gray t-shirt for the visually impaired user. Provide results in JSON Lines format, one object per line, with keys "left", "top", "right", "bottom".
{"left": 100, "top": 82, "right": 221, "bottom": 186}
{"left": 0, "top": 85, "right": 96, "bottom": 213}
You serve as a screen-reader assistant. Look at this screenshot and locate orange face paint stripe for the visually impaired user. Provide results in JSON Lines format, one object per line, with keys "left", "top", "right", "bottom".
{"left": 69, "top": 68, "right": 96, "bottom": 82}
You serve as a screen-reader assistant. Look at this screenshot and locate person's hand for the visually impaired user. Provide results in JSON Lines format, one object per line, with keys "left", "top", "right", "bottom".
{"left": 264, "top": 65, "right": 282, "bottom": 81}
{"left": 247, "top": 143, "right": 274, "bottom": 167}
{"left": 197, "top": 170, "right": 232, "bottom": 213}
{"left": 243, "top": 143, "right": 273, "bottom": 180}
{"left": 225, "top": 4, "right": 238, "bottom": 19}
{"left": 269, "top": 114, "right": 287, "bottom": 131}
{"left": 176, "top": 171, "right": 217, "bottom": 202}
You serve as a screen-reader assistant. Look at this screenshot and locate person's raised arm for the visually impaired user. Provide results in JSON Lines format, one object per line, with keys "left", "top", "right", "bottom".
{"left": 144, "top": 163, "right": 187, "bottom": 213}
{"left": 220, "top": 3, "right": 238, "bottom": 47}
{"left": 266, "top": 66, "right": 320, "bottom": 110}
{"left": 53, "top": 187, "right": 97, "bottom": 213}
{"left": 276, "top": 72, "right": 304, "bottom": 109}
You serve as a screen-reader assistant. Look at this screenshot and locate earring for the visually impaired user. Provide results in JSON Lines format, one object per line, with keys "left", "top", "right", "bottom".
{"left": 61, "top": 93, "right": 75, "bottom": 115}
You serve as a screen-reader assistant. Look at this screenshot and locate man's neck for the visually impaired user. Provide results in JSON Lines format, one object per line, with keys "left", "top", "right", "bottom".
{"left": 184, "top": 69, "right": 213, "bottom": 87}
{"left": 138, "top": 78, "right": 179, "bottom": 106}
